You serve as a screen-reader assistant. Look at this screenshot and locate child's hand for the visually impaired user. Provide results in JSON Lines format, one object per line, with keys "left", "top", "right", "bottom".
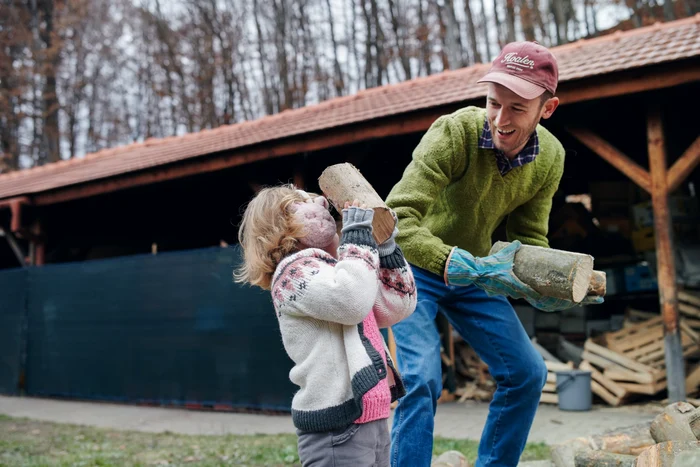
{"left": 344, "top": 199, "right": 368, "bottom": 209}
{"left": 341, "top": 200, "right": 374, "bottom": 234}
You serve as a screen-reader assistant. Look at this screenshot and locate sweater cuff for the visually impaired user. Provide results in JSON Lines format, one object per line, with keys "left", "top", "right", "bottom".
{"left": 340, "top": 228, "right": 377, "bottom": 250}
{"left": 379, "top": 245, "right": 406, "bottom": 269}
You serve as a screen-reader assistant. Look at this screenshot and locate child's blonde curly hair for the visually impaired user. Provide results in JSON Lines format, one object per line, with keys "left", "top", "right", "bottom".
{"left": 234, "top": 184, "right": 314, "bottom": 290}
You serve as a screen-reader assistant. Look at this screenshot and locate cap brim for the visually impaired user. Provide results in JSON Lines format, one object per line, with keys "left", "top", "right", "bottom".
{"left": 477, "top": 71, "right": 545, "bottom": 100}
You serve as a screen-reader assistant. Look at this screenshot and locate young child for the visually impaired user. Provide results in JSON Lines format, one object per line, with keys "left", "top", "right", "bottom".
{"left": 235, "top": 184, "right": 416, "bottom": 466}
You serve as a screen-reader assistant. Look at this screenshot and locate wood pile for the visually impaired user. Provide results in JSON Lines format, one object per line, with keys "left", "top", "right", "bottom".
{"left": 437, "top": 289, "right": 700, "bottom": 408}
{"left": 551, "top": 401, "right": 700, "bottom": 467}
{"left": 449, "top": 341, "right": 495, "bottom": 403}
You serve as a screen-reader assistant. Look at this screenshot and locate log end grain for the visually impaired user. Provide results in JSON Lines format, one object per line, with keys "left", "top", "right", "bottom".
{"left": 588, "top": 271, "right": 607, "bottom": 297}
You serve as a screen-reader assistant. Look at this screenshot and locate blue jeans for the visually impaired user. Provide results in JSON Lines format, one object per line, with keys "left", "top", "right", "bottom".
{"left": 390, "top": 265, "right": 547, "bottom": 467}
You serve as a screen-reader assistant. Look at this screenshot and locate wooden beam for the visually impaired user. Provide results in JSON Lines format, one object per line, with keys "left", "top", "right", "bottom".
{"left": 0, "top": 227, "right": 27, "bottom": 267}
{"left": 0, "top": 196, "right": 30, "bottom": 209}
{"left": 647, "top": 104, "right": 685, "bottom": 402}
{"left": 556, "top": 60, "right": 700, "bottom": 105}
{"left": 567, "top": 127, "right": 652, "bottom": 193}
{"left": 667, "top": 136, "right": 700, "bottom": 193}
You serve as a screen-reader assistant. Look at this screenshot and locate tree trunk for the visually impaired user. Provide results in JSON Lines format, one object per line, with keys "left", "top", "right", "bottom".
{"left": 464, "top": 0, "right": 482, "bottom": 63}
{"left": 417, "top": 0, "right": 432, "bottom": 75}
{"left": 253, "top": 1, "right": 274, "bottom": 115}
{"left": 505, "top": 0, "right": 516, "bottom": 43}
{"left": 441, "top": 0, "right": 464, "bottom": 68}
{"left": 325, "top": 0, "right": 345, "bottom": 95}
{"left": 492, "top": 0, "right": 504, "bottom": 48}
{"left": 273, "top": 0, "right": 292, "bottom": 110}
{"left": 39, "top": 0, "right": 60, "bottom": 163}
{"left": 519, "top": 0, "right": 536, "bottom": 42}
{"left": 369, "top": 0, "right": 385, "bottom": 86}
{"left": 479, "top": 0, "right": 493, "bottom": 61}
{"left": 489, "top": 241, "right": 595, "bottom": 302}
{"left": 531, "top": 0, "right": 548, "bottom": 43}
{"left": 361, "top": 0, "right": 374, "bottom": 87}
{"left": 388, "top": 0, "right": 412, "bottom": 79}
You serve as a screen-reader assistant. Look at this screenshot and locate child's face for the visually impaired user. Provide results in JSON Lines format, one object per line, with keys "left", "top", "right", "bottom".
{"left": 291, "top": 193, "right": 339, "bottom": 256}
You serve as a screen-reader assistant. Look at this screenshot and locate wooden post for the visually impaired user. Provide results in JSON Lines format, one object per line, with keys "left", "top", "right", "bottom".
{"left": 647, "top": 104, "right": 685, "bottom": 402}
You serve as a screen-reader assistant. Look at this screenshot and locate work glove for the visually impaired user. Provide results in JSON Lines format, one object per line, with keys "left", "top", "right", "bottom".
{"left": 341, "top": 205, "right": 374, "bottom": 234}
{"left": 377, "top": 210, "right": 399, "bottom": 257}
{"left": 445, "top": 240, "right": 604, "bottom": 312}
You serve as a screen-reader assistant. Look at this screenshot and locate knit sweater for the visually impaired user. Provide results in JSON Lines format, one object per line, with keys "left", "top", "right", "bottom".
{"left": 385, "top": 106, "right": 565, "bottom": 277}
{"left": 270, "top": 228, "right": 417, "bottom": 433}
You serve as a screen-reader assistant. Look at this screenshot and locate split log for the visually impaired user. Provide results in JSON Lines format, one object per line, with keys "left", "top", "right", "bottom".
{"left": 574, "top": 450, "right": 636, "bottom": 467}
{"left": 649, "top": 402, "right": 700, "bottom": 443}
{"left": 588, "top": 271, "right": 607, "bottom": 297}
{"left": 489, "top": 241, "right": 594, "bottom": 302}
{"left": 318, "top": 163, "right": 396, "bottom": 244}
{"left": 634, "top": 441, "right": 700, "bottom": 467}
{"left": 588, "top": 423, "right": 655, "bottom": 456}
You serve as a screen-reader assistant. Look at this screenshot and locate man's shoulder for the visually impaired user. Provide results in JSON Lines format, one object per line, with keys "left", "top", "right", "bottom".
{"left": 431, "top": 106, "right": 486, "bottom": 140}
{"left": 535, "top": 124, "right": 565, "bottom": 164}
{"left": 445, "top": 106, "right": 486, "bottom": 125}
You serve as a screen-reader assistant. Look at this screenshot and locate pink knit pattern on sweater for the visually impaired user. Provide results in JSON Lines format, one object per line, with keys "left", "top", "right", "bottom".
{"left": 354, "top": 310, "right": 391, "bottom": 424}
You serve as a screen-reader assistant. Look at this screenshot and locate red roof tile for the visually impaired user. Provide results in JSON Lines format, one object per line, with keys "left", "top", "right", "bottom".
{"left": 1, "top": 15, "right": 698, "bottom": 201}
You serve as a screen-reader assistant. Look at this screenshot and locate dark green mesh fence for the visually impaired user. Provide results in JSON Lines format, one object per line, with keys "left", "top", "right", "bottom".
{"left": 0, "top": 266, "right": 26, "bottom": 395}
{"left": 24, "top": 246, "right": 296, "bottom": 411}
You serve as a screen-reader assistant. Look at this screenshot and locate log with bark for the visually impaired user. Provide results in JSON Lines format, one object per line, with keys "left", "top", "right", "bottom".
{"left": 318, "top": 163, "right": 396, "bottom": 244}
{"left": 588, "top": 270, "right": 607, "bottom": 297}
{"left": 489, "top": 241, "right": 595, "bottom": 302}
{"left": 649, "top": 401, "right": 700, "bottom": 443}
{"left": 574, "top": 450, "right": 636, "bottom": 467}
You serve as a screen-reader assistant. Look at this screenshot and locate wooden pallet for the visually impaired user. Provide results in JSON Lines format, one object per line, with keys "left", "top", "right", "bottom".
{"left": 598, "top": 316, "right": 700, "bottom": 369}
{"left": 679, "top": 290, "right": 700, "bottom": 329}
{"left": 579, "top": 360, "right": 627, "bottom": 406}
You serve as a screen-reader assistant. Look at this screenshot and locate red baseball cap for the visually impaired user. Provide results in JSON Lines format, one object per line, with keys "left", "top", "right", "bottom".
{"left": 477, "top": 41, "right": 558, "bottom": 99}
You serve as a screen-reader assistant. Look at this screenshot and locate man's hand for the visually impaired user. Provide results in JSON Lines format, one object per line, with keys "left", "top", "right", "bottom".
{"left": 445, "top": 240, "right": 604, "bottom": 312}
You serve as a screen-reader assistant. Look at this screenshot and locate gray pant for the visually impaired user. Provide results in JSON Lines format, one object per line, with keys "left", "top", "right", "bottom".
{"left": 297, "top": 419, "right": 391, "bottom": 466}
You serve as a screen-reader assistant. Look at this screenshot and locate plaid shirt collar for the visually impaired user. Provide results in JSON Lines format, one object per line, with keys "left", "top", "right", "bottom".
{"left": 478, "top": 117, "right": 539, "bottom": 176}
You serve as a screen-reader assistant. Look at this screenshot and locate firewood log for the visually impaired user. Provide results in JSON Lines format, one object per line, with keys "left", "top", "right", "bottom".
{"left": 318, "top": 163, "right": 396, "bottom": 244}
{"left": 489, "top": 241, "right": 595, "bottom": 302}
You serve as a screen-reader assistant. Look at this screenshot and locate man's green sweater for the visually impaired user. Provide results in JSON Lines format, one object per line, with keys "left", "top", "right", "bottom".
{"left": 385, "top": 106, "right": 565, "bottom": 277}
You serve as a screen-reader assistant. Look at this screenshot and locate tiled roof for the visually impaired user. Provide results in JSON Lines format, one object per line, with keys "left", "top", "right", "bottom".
{"left": 1, "top": 15, "right": 698, "bottom": 201}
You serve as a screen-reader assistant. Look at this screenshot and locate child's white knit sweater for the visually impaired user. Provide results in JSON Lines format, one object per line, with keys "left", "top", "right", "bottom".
{"left": 271, "top": 227, "right": 416, "bottom": 432}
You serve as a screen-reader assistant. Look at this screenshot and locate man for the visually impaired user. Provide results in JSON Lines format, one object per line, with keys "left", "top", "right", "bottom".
{"left": 386, "top": 42, "right": 586, "bottom": 466}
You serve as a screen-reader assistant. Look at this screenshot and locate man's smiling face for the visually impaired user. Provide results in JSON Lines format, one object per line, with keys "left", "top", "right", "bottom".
{"left": 486, "top": 83, "right": 559, "bottom": 159}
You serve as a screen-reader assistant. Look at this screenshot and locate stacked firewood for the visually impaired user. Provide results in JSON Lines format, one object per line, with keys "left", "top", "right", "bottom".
{"left": 551, "top": 401, "right": 700, "bottom": 466}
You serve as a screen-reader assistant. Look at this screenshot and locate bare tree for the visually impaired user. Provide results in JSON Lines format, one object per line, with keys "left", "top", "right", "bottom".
{"left": 417, "top": 0, "right": 433, "bottom": 75}
{"left": 505, "top": 0, "right": 517, "bottom": 43}
{"left": 325, "top": 0, "right": 345, "bottom": 95}
{"left": 464, "top": 0, "right": 482, "bottom": 63}
{"left": 519, "top": 0, "right": 536, "bottom": 41}
{"left": 492, "top": 0, "right": 504, "bottom": 48}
